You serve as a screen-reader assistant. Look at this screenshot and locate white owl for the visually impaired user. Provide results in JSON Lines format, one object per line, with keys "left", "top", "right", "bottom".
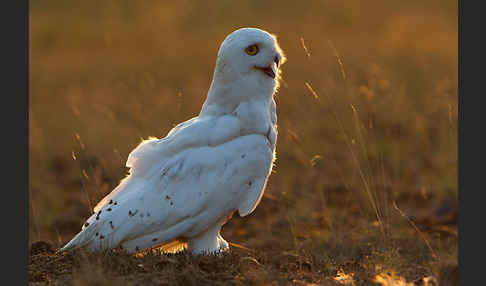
{"left": 60, "top": 27, "right": 286, "bottom": 255}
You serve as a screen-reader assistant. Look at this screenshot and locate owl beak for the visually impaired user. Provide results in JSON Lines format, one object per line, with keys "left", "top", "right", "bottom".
{"left": 256, "top": 65, "right": 276, "bottom": 79}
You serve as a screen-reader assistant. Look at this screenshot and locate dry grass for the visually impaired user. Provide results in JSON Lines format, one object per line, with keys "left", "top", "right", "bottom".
{"left": 29, "top": 0, "right": 457, "bottom": 285}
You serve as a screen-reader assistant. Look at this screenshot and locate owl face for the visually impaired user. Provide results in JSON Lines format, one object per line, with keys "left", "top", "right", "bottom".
{"left": 215, "top": 28, "right": 286, "bottom": 85}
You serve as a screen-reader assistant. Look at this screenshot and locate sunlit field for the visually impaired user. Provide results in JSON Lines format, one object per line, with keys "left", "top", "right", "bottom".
{"left": 29, "top": 0, "right": 457, "bottom": 285}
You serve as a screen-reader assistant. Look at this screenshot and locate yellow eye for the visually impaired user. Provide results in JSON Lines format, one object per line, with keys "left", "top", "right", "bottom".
{"left": 245, "top": 44, "right": 259, "bottom": 56}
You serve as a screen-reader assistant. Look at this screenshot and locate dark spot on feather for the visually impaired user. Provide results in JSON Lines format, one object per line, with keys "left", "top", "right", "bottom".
{"left": 114, "top": 201, "right": 117, "bottom": 205}
{"left": 170, "top": 201, "right": 174, "bottom": 206}
{"left": 109, "top": 221, "right": 114, "bottom": 229}
{"left": 241, "top": 154, "right": 246, "bottom": 158}
{"left": 147, "top": 212, "right": 151, "bottom": 217}
{"left": 109, "top": 200, "right": 113, "bottom": 204}
{"left": 165, "top": 195, "right": 170, "bottom": 200}
{"left": 100, "top": 235, "right": 104, "bottom": 239}
{"left": 128, "top": 209, "right": 139, "bottom": 217}
{"left": 107, "top": 208, "right": 112, "bottom": 211}
{"left": 95, "top": 232, "right": 99, "bottom": 236}
{"left": 84, "top": 222, "right": 89, "bottom": 227}
{"left": 176, "top": 159, "right": 185, "bottom": 173}
{"left": 128, "top": 210, "right": 138, "bottom": 216}
{"left": 248, "top": 181, "right": 252, "bottom": 186}
{"left": 152, "top": 238, "right": 158, "bottom": 242}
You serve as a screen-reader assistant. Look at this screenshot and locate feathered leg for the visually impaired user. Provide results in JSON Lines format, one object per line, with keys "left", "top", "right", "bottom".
{"left": 187, "top": 223, "right": 228, "bottom": 254}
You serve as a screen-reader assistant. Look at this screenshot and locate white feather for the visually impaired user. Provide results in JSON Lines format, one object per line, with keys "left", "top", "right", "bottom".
{"left": 60, "top": 27, "right": 286, "bottom": 254}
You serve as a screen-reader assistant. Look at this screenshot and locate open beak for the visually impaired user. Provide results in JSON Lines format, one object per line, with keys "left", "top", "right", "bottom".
{"left": 256, "top": 65, "right": 276, "bottom": 79}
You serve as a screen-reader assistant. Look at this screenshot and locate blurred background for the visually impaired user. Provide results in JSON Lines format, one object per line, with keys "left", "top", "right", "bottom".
{"left": 29, "top": 0, "right": 457, "bottom": 269}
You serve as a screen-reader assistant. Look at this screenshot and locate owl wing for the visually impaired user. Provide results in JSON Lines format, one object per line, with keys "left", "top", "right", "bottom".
{"left": 61, "top": 132, "right": 273, "bottom": 253}
{"left": 93, "top": 114, "right": 241, "bottom": 213}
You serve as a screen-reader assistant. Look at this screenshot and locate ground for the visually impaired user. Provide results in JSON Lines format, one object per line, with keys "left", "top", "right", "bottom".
{"left": 29, "top": 192, "right": 457, "bottom": 285}
{"left": 29, "top": 0, "right": 457, "bottom": 285}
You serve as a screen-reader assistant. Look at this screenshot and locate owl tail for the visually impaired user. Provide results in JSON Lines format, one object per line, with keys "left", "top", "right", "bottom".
{"left": 57, "top": 224, "right": 98, "bottom": 253}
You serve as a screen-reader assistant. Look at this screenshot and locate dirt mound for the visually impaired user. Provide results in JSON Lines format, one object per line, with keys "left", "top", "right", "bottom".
{"left": 30, "top": 241, "right": 55, "bottom": 256}
{"left": 28, "top": 239, "right": 456, "bottom": 286}
{"left": 29, "top": 241, "right": 320, "bottom": 285}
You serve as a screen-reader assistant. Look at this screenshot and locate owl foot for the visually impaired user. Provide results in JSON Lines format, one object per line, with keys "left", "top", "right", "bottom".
{"left": 188, "top": 224, "right": 229, "bottom": 255}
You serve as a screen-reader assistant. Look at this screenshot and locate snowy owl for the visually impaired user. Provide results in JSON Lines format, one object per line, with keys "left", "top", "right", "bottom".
{"left": 60, "top": 27, "right": 286, "bottom": 255}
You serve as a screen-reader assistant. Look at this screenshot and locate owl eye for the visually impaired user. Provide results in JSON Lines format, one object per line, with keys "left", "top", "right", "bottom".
{"left": 245, "top": 44, "right": 259, "bottom": 56}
